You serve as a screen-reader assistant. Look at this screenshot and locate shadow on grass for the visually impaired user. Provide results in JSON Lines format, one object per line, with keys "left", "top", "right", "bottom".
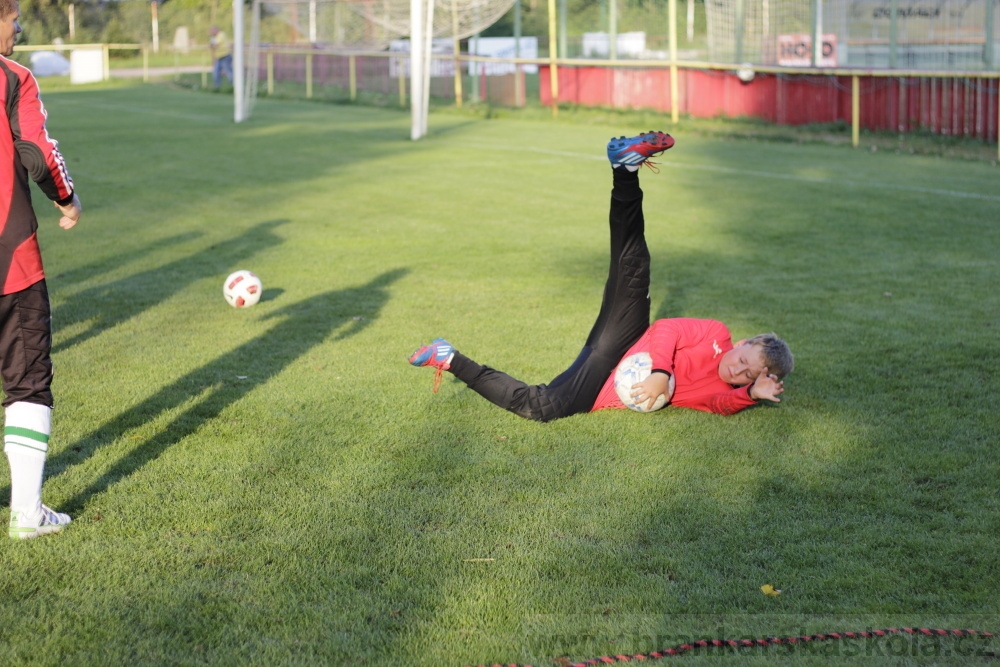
{"left": 51, "top": 219, "right": 289, "bottom": 354}
{"left": 42, "top": 267, "right": 408, "bottom": 514}
{"left": 49, "top": 231, "right": 203, "bottom": 286}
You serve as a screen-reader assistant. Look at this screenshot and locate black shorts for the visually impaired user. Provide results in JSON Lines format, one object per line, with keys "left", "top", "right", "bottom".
{"left": 0, "top": 280, "right": 54, "bottom": 408}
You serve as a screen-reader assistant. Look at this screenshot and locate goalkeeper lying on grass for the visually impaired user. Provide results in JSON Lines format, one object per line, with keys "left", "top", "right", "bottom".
{"left": 410, "top": 132, "right": 793, "bottom": 422}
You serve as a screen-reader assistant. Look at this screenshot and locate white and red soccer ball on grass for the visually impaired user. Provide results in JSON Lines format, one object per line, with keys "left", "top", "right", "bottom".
{"left": 223, "top": 270, "right": 263, "bottom": 308}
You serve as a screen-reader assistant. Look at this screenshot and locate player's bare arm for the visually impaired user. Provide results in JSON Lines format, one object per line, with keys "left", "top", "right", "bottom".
{"left": 55, "top": 193, "right": 81, "bottom": 229}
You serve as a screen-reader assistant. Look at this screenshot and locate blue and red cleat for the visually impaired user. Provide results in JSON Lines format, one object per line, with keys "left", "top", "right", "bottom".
{"left": 409, "top": 338, "right": 455, "bottom": 392}
{"left": 607, "top": 131, "right": 675, "bottom": 169}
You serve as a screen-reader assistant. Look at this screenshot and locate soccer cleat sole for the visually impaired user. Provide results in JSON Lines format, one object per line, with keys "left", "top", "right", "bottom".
{"left": 608, "top": 131, "right": 675, "bottom": 165}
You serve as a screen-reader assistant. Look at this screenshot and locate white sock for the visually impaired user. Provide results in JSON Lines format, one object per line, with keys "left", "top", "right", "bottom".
{"left": 624, "top": 164, "right": 641, "bottom": 172}
{"left": 4, "top": 402, "right": 52, "bottom": 518}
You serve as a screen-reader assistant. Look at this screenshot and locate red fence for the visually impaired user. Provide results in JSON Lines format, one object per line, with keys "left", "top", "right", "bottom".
{"left": 254, "top": 50, "right": 1000, "bottom": 143}
{"left": 539, "top": 66, "right": 1000, "bottom": 142}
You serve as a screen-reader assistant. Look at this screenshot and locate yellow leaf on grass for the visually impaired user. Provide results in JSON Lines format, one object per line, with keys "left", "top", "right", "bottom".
{"left": 760, "top": 584, "right": 782, "bottom": 597}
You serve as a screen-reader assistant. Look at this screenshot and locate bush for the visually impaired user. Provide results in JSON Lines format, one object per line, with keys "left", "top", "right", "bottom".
{"left": 102, "top": 16, "right": 140, "bottom": 56}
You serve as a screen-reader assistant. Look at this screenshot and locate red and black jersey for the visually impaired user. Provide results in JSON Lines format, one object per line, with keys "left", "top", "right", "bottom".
{"left": 0, "top": 56, "right": 74, "bottom": 295}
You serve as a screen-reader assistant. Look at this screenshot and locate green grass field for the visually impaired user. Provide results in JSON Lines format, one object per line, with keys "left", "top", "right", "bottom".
{"left": 0, "top": 82, "right": 998, "bottom": 666}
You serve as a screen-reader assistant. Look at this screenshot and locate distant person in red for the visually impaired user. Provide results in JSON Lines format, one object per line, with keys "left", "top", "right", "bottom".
{"left": 410, "top": 132, "right": 793, "bottom": 422}
{"left": 0, "top": 0, "right": 82, "bottom": 538}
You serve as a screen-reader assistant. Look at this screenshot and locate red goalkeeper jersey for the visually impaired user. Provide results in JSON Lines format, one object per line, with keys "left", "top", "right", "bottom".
{"left": 0, "top": 56, "right": 75, "bottom": 295}
{"left": 592, "top": 318, "right": 757, "bottom": 416}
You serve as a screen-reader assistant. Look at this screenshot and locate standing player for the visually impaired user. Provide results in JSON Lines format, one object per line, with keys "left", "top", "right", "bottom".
{"left": 409, "top": 132, "right": 792, "bottom": 422}
{"left": 1, "top": 0, "right": 82, "bottom": 538}
{"left": 209, "top": 26, "right": 233, "bottom": 87}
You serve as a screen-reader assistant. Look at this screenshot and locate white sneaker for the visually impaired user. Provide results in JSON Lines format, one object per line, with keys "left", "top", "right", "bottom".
{"left": 9, "top": 504, "right": 72, "bottom": 540}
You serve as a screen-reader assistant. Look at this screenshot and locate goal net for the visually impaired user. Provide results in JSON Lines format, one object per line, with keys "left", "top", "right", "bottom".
{"left": 238, "top": 0, "right": 518, "bottom": 130}
{"left": 257, "top": 0, "right": 514, "bottom": 48}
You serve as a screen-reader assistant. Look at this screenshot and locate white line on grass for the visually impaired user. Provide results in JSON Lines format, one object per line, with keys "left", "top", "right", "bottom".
{"left": 466, "top": 143, "right": 1000, "bottom": 203}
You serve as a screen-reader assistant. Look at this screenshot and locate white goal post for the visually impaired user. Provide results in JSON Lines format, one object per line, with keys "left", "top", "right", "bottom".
{"left": 234, "top": 0, "right": 246, "bottom": 122}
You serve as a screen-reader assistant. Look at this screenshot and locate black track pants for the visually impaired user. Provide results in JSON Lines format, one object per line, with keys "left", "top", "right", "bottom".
{"left": 449, "top": 168, "right": 651, "bottom": 422}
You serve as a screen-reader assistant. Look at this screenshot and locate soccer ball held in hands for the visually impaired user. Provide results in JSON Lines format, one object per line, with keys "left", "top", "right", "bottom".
{"left": 614, "top": 351, "right": 674, "bottom": 413}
